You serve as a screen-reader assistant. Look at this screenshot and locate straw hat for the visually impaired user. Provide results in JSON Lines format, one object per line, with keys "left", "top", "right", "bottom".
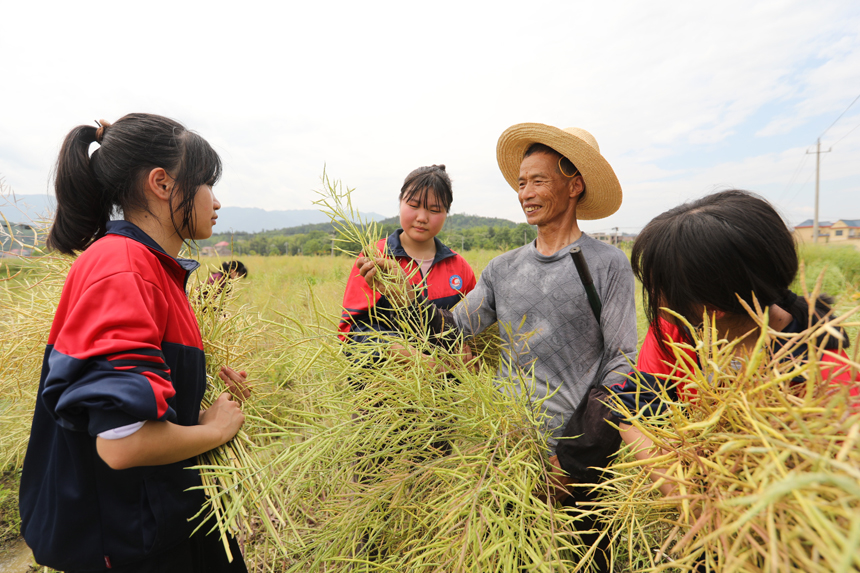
{"left": 496, "top": 123, "right": 622, "bottom": 220}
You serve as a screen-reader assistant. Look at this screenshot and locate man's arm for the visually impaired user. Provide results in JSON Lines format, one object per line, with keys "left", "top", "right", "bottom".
{"left": 411, "top": 261, "right": 500, "bottom": 342}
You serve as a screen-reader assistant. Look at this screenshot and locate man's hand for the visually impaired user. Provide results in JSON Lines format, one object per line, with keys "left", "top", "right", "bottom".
{"left": 547, "top": 455, "right": 575, "bottom": 504}
{"left": 461, "top": 343, "right": 479, "bottom": 373}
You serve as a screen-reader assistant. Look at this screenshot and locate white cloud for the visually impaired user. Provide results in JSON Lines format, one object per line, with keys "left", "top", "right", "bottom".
{"left": 1, "top": 0, "right": 858, "bottom": 232}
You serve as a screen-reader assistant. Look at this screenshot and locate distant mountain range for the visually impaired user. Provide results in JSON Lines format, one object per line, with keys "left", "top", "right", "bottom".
{"left": 0, "top": 194, "right": 388, "bottom": 233}
{"left": 0, "top": 193, "right": 55, "bottom": 224}
{"left": 210, "top": 212, "right": 524, "bottom": 242}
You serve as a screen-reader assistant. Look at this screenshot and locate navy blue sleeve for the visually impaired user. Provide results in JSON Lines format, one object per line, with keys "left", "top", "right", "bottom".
{"left": 42, "top": 348, "right": 178, "bottom": 437}
{"left": 606, "top": 371, "right": 678, "bottom": 423}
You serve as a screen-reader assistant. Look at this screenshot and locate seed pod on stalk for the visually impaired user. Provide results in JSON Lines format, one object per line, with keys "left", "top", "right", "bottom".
{"left": 598, "top": 303, "right": 860, "bottom": 572}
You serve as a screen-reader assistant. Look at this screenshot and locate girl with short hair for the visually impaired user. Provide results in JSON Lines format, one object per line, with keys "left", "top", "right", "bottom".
{"left": 611, "top": 189, "right": 857, "bottom": 495}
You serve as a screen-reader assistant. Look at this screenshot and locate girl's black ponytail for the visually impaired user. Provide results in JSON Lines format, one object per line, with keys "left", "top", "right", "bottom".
{"left": 45, "top": 114, "right": 222, "bottom": 256}
{"left": 776, "top": 289, "right": 848, "bottom": 350}
{"left": 47, "top": 123, "right": 113, "bottom": 255}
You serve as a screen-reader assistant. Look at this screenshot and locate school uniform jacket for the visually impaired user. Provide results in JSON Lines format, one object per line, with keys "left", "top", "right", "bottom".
{"left": 611, "top": 316, "right": 859, "bottom": 420}
{"left": 19, "top": 221, "right": 208, "bottom": 571}
{"left": 338, "top": 230, "right": 476, "bottom": 342}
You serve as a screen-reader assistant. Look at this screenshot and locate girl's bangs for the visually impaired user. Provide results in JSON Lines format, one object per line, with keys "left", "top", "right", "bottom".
{"left": 402, "top": 184, "right": 447, "bottom": 211}
{"left": 184, "top": 134, "right": 223, "bottom": 187}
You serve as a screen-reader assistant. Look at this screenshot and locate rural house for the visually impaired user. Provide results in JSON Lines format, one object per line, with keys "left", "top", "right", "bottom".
{"left": 201, "top": 240, "right": 232, "bottom": 257}
{"left": 794, "top": 219, "right": 860, "bottom": 244}
{"left": 1, "top": 220, "right": 36, "bottom": 256}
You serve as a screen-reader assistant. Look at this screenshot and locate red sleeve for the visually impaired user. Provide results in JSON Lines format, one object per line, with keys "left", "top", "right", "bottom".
{"left": 337, "top": 254, "right": 383, "bottom": 340}
{"left": 637, "top": 322, "right": 677, "bottom": 377}
{"left": 637, "top": 319, "right": 699, "bottom": 381}
{"left": 821, "top": 349, "right": 860, "bottom": 405}
{"left": 44, "top": 270, "right": 177, "bottom": 434}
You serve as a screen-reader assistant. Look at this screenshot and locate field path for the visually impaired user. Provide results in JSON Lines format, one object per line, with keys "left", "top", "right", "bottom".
{"left": 0, "top": 539, "right": 33, "bottom": 573}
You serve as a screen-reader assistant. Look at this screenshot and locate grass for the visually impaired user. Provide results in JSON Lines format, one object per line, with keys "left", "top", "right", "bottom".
{"left": 0, "top": 471, "right": 22, "bottom": 548}
{"left": 2, "top": 208, "right": 860, "bottom": 570}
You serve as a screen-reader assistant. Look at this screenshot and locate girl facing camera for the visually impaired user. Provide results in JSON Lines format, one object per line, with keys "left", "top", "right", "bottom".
{"left": 338, "top": 164, "right": 476, "bottom": 363}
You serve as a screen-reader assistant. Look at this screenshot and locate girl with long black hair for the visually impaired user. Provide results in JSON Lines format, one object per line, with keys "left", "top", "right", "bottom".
{"left": 20, "top": 113, "right": 249, "bottom": 572}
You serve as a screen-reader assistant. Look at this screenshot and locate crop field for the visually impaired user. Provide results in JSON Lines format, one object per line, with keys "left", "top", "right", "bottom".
{"left": 1, "top": 240, "right": 859, "bottom": 572}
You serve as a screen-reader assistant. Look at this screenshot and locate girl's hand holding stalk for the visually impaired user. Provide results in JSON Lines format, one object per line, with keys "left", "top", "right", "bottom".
{"left": 356, "top": 255, "right": 416, "bottom": 306}
{"left": 218, "top": 365, "right": 251, "bottom": 402}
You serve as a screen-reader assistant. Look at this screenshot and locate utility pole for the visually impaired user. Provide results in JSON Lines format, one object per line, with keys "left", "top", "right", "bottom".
{"left": 613, "top": 227, "right": 619, "bottom": 245}
{"left": 806, "top": 138, "right": 832, "bottom": 243}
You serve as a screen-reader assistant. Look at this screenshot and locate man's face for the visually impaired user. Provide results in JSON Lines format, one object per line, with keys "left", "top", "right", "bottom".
{"left": 517, "top": 152, "right": 583, "bottom": 227}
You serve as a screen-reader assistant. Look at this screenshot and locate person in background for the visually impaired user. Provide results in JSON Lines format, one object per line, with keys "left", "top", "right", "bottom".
{"left": 208, "top": 260, "right": 248, "bottom": 284}
{"left": 338, "top": 164, "right": 476, "bottom": 366}
{"left": 19, "top": 114, "right": 249, "bottom": 572}
{"left": 203, "top": 259, "right": 248, "bottom": 300}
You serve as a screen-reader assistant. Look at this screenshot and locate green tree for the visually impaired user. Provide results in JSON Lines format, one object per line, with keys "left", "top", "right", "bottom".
{"left": 304, "top": 239, "right": 322, "bottom": 255}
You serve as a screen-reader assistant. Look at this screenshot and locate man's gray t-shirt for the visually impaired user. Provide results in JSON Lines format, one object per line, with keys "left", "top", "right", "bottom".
{"left": 452, "top": 233, "right": 638, "bottom": 446}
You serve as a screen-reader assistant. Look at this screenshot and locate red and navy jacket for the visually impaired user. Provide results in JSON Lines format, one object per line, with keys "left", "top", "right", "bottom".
{"left": 19, "top": 220, "right": 209, "bottom": 571}
{"left": 338, "top": 229, "right": 476, "bottom": 343}
{"left": 610, "top": 316, "right": 859, "bottom": 421}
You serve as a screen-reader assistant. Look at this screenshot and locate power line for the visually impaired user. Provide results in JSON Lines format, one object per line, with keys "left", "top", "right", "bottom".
{"left": 831, "top": 119, "right": 860, "bottom": 148}
{"left": 777, "top": 152, "right": 810, "bottom": 203}
{"left": 782, "top": 170, "right": 816, "bottom": 208}
{"left": 819, "top": 93, "right": 860, "bottom": 139}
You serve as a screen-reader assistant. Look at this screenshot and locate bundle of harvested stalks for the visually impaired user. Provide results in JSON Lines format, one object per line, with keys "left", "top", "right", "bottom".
{"left": 232, "top": 328, "right": 599, "bottom": 572}
{"left": 312, "top": 169, "right": 385, "bottom": 261}
{"left": 188, "top": 262, "right": 317, "bottom": 562}
{"left": 205, "top": 174, "right": 605, "bottom": 572}
{"left": 599, "top": 304, "right": 860, "bottom": 572}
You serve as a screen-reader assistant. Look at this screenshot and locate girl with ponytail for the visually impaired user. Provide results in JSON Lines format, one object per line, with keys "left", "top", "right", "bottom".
{"left": 21, "top": 114, "right": 249, "bottom": 572}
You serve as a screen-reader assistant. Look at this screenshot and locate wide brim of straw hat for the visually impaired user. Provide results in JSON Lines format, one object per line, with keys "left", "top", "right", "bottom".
{"left": 496, "top": 123, "right": 622, "bottom": 220}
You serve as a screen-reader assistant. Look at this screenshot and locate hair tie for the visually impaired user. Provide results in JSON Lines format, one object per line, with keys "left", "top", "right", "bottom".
{"left": 94, "top": 119, "right": 112, "bottom": 143}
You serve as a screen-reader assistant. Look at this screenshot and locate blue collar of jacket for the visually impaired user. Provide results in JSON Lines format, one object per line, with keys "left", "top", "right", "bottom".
{"left": 105, "top": 220, "right": 200, "bottom": 279}
{"left": 386, "top": 229, "right": 456, "bottom": 265}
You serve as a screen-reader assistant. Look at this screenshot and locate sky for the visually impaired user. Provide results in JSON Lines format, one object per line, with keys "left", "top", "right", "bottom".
{"left": 1, "top": 0, "right": 859, "bottom": 235}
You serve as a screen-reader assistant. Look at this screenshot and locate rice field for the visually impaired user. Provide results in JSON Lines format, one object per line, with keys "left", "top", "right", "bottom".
{"left": 1, "top": 233, "right": 859, "bottom": 571}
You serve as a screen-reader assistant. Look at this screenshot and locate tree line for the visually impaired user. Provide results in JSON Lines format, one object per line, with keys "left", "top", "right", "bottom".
{"left": 203, "top": 215, "right": 539, "bottom": 257}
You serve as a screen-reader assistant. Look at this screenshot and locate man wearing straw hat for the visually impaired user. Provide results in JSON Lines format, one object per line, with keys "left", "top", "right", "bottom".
{"left": 358, "top": 123, "right": 636, "bottom": 571}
